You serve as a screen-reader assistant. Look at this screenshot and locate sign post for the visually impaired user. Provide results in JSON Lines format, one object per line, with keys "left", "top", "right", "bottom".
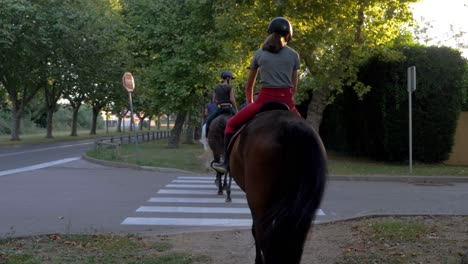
{"left": 123, "top": 72, "right": 139, "bottom": 162}
{"left": 407, "top": 66, "right": 416, "bottom": 174}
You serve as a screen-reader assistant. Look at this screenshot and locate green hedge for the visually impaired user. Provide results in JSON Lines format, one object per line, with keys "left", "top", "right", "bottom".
{"left": 320, "top": 46, "right": 467, "bottom": 163}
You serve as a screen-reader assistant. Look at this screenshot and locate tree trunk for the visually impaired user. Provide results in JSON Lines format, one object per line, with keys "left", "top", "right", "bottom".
{"left": 184, "top": 114, "right": 194, "bottom": 144}
{"left": 168, "top": 112, "right": 186, "bottom": 148}
{"left": 44, "top": 81, "right": 61, "bottom": 139}
{"left": 10, "top": 107, "right": 22, "bottom": 141}
{"left": 136, "top": 113, "right": 148, "bottom": 131}
{"left": 46, "top": 107, "right": 54, "bottom": 138}
{"left": 157, "top": 115, "right": 161, "bottom": 130}
{"left": 117, "top": 115, "right": 122, "bottom": 132}
{"left": 90, "top": 106, "right": 100, "bottom": 135}
{"left": 148, "top": 115, "right": 152, "bottom": 131}
{"left": 70, "top": 103, "right": 81, "bottom": 136}
{"left": 166, "top": 114, "right": 170, "bottom": 130}
{"left": 306, "top": 88, "right": 330, "bottom": 133}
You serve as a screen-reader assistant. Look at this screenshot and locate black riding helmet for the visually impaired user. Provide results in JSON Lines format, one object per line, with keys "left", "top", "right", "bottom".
{"left": 221, "top": 70, "right": 235, "bottom": 80}
{"left": 267, "top": 17, "right": 293, "bottom": 42}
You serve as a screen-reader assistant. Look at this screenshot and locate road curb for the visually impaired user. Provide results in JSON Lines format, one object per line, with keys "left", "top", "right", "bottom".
{"left": 82, "top": 154, "right": 468, "bottom": 184}
{"left": 331, "top": 174, "right": 468, "bottom": 183}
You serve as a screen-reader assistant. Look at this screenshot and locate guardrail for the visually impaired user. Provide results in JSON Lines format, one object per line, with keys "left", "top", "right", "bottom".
{"left": 94, "top": 130, "right": 173, "bottom": 158}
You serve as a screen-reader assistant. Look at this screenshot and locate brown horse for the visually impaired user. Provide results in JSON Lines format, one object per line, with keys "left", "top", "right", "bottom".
{"left": 207, "top": 111, "right": 233, "bottom": 199}
{"left": 229, "top": 108, "right": 327, "bottom": 264}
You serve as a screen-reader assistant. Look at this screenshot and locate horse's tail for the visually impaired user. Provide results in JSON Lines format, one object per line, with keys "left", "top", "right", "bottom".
{"left": 261, "top": 118, "right": 327, "bottom": 264}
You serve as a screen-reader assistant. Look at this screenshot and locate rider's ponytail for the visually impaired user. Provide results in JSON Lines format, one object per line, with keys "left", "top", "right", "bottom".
{"left": 262, "top": 33, "right": 283, "bottom": 53}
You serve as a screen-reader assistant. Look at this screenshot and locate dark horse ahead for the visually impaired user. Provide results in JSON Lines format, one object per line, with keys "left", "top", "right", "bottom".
{"left": 207, "top": 111, "right": 234, "bottom": 198}
{"left": 227, "top": 107, "right": 327, "bottom": 264}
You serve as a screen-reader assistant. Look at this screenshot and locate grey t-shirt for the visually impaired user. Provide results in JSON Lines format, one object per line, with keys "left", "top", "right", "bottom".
{"left": 248, "top": 46, "right": 300, "bottom": 88}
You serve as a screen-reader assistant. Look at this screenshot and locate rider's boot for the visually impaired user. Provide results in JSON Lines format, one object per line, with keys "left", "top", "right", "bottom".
{"left": 212, "top": 132, "right": 234, "bottom": 173}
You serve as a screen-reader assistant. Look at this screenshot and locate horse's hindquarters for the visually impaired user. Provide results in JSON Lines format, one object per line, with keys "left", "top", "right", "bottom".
{"left": 229, "top": 110, "right": 327, "bottom": 264}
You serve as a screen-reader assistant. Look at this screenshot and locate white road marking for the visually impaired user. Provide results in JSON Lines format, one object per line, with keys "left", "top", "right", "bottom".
{"left": 148, "top": 197, "right": 247, "bottom": 204}
{"left": 173, "top": 179, "right": 215, "bottom": 183}
{"left": 157, "top": 189, "right": 244, "bottom": 195}
{"left": 0, "top": 157, "right": 81, "bottom": 177}
{"left": 0, "top": 142, "right": 92, "bottom": 158}
{"left": 177, "top": 176, "right": 214, "bottom": 180}
{"left": 121, "top": 217, "right": 252, "bottom": 226}
{"left": 121, "top": 176, "right": 325, "bottom": 227}
{"left": 136, "top": 206, "right": 251, "bottom": 214}
{"left": 166, "top": 184, "right": 241, "bottom": 190}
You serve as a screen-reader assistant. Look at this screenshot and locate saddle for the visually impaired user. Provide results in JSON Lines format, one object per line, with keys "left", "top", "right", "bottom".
{"left": 218, "top": 103, "right": 232, "bottom": 109}
{"left": 227, "top": 101, "right": 290, "bottom": 152}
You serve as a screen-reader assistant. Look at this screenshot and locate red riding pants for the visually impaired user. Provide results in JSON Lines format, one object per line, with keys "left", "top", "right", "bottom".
{"left": 225, "top": 87, "right": 301, "bottom": 134}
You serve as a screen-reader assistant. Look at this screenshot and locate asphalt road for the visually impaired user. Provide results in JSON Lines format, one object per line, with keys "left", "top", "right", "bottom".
{"left": 0, "top": 141, "right": 467, "bottom": 237}
{"left": 0, "top": 139, "right": 94, "bottom": 172}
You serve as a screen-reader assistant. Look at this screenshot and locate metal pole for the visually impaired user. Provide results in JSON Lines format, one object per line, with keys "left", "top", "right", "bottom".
{"left": 409, "top": 89, "right": 412, "bottom": 174}
{"left": 407, "top": 66, "right": 416, "bottom": 174}
{"left": 128, "top": 92, "right": 139, "bottom": 163}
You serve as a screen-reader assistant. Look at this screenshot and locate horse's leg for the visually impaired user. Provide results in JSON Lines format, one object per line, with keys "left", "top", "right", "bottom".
{"left": 216, "top": 171, "right": 223, "bottom": 195}
{"left": 252, "top": 220, "right": 265, "bottom": 264}
{"left": 225, "top": 173, "right": 232, "bottom": 203}
{"left": 211, "top": 153, "right": 224, "bottom": 195}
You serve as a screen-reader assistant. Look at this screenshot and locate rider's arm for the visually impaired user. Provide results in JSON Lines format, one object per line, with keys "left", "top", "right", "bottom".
{"left": 291, "top": 69, "right": 298, "bottom": 96}
{"left": 245, "top": 68, "right": 258, "bottom": 104}
{"left": 229, "top": 88, "right": 238, "bottom": 112}
{"left": 292, "top": 70, "right": 299, "bottom": 102}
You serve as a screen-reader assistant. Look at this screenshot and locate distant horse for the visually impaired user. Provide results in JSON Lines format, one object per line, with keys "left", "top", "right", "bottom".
{"left": 228, "top": 107, "right": 327, "bottom": 264}
{"left": 207, "top": 111, "right": 233, "bottom": 198}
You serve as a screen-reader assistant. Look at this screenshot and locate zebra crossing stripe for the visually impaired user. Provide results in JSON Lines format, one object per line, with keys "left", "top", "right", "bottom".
{"left": 148, "top": 197, "right": 247, "bottom": 204}
{"left": 173, "top": 179, "right": 216, "bottom": 183}
{"left": 157, "top": 189, "right": 244, "bottom": 195}
{"left": 136, "top": 206, "right": 251, "bottom": 214}
{"left": 137, "top": 206, "right": 324, "bottom": 216}
{"left": 121, "top": 217, "right": 252, "bottom": 226}
{"left": 177, "top": 176, "right": 215, "bottom": 180}
{"left": 166, "top": 184, "right": 241, "bottom": 189}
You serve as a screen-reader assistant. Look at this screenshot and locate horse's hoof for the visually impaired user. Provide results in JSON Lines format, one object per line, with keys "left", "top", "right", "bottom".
{"left": 217, "top": 191, "right": 223, "bottom": 195}
{"left": 225, "top": 197, "right": 232, "bottom": 203}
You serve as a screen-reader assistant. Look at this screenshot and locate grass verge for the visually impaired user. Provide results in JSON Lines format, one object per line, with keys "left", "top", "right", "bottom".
{"left": 0, "top": 234, "right": 210, "bottom": 264}
{"left": 86, "top": 139, "right": 468, "bottom": 176}
{"left": 86, "top": 138, "right": 207, "bottom": 173}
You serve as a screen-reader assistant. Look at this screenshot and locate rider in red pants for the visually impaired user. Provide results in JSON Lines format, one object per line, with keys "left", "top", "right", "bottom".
{"left": 213, "top": 17, "right": 301, "bottom": 173}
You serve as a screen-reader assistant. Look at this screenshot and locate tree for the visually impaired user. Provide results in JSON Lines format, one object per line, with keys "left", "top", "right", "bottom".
{"left": 72, "top": 0, "right": 129, "bottom": 135}
{"left": 122, "top": 0, "right": 224, "bottom": 147}
{"left": 0, "top": 0, "right": 50, "bottom": 140}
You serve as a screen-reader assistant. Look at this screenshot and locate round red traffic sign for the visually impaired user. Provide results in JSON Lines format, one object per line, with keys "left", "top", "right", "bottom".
{"left": 123, "top": 72, "right": 135, "bottom": 92}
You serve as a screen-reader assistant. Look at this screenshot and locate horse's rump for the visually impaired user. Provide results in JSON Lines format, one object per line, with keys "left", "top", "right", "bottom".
{"left": 230, "top": 110, "right": 327, "bottom": 264}
{"left": 207, "top": 112, "right": 232, "bottom": 158}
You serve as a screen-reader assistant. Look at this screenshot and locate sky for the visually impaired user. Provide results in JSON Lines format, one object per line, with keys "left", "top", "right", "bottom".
{"left": 411, "top": 0, "right": 468, "bottom": 58}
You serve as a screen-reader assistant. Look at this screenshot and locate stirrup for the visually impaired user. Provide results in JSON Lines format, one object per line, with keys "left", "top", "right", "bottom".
{"left": 212, "top": 162, "right": 228, "bottom": 173}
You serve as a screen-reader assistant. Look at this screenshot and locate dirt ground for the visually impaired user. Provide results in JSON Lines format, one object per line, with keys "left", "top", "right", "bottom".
{"left": 153, "top": 215, "right": 468, "bottom": 264}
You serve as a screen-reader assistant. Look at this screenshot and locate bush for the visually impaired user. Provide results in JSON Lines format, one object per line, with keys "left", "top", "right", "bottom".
{"left": 321, "top": 46, "right": 467, "bottom": 163}
{"left": 0, "top": 111, "right": 11, "bottom": 135}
